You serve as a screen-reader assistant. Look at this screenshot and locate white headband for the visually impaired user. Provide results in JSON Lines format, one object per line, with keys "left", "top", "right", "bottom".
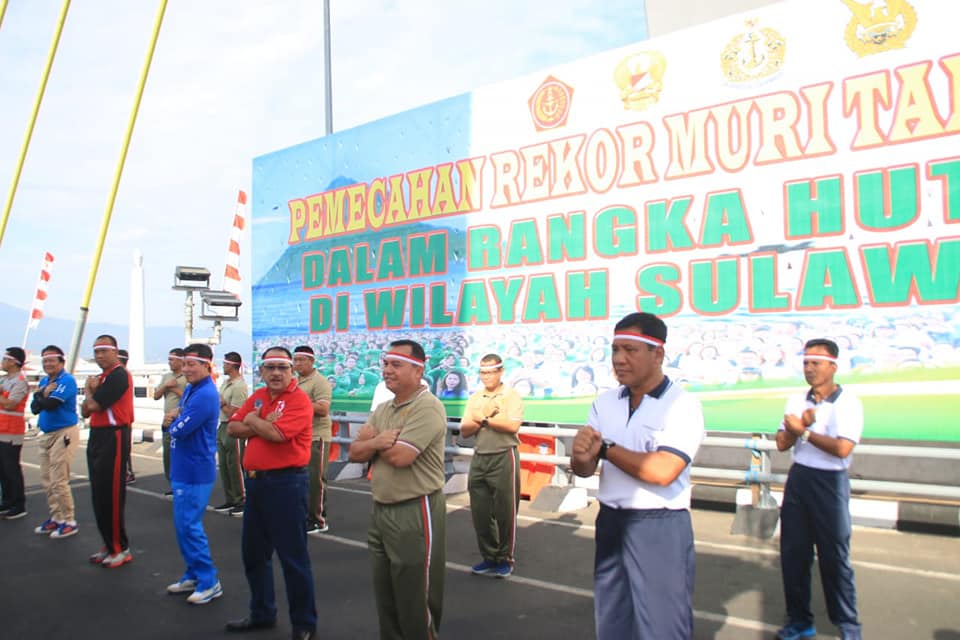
{"left": 3, "top": 354, "right": 23, "bottom": 365}
{"left": 479, "top": 363, "right": 504, "bottom": 372}
{"left": 41, "top": 354, "right": 63, "bottom": 362}
{"left": 224, "top": 358, "right": 242, "bottom": 367}
{"left": 293, "top": 352, "right": 316, "bottom": 360}
{"left": 184, "top": 355, "right": 212, "bottom": 364}
{"left": 262, "top": 356, "right": 293, "bottom": 365}
{"left": 168, "top": 354, "right": 184, "bottom": 361}
{"left": 93, "top": 345, "right": 117, "bottom": 351}
{"left": 383, "top": 351, "right": 425, "bottom": 367}
{"left": 613, "top": 331, "right": 664, "bottom": 347}
{"left": 803, "top": 354, "right": 837, "bottom": 363}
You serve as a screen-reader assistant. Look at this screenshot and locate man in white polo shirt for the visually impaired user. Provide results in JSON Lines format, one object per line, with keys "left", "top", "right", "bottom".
{"left": 571, "top": 312, "right": 704, "bottom": 640}
{"left": 775, "top": 338, "right": 863, "bottom": 640}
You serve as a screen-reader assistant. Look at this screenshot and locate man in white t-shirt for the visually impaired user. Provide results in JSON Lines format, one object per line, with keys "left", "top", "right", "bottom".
{"left": 775, "top": 338, "right": 863, "bottom": 640}
{"left": 571, "top": 312, "right": 705, "bottom": 639}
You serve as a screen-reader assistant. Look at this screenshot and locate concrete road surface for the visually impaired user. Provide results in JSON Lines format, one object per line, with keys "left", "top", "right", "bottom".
{"left": 1, "top": 437, "right": 957, "bottom": 639}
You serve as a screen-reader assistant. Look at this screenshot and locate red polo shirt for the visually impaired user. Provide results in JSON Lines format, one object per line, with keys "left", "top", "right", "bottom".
{"left": 230, "top": 379, "right": 312, "bottom": 471}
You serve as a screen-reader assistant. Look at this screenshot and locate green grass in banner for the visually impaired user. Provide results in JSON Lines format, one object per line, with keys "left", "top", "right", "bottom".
{"left": 702, "top": 394, "right": 958, "bottom": 442}
{"left": 332, "top": 395, "right": 958, "bottom": 441}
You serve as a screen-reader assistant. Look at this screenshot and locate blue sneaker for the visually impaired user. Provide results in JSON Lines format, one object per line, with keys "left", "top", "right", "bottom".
{"left": 492, "top": 561, "right": 513, "bottom": 579}
{"left": 776, "top": 623, "right": 816, "bottom": 639}
{"left": 471, "top": 559, "right": 495, "bottom": 575}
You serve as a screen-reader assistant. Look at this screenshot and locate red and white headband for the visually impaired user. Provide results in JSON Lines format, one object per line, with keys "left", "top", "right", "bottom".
{"left": 293, "top": 352, "right": 316, "bottom": 360}
{"left": 479, "top": 362, "right": 503, "bottom": 372}
{"left": 261, "top": 356, "right": 293, "bottom": 365}
{"left": 3, "top": 353, "right": 23, "bottom": 365}
{"left": 383, "top": 351, "right": 425, "bottom": 367}
{"left": 223, "top": 358, "right": 242, "bottom": 368}
{"left": 803, "top": 354, "right": 837, "bottom": 363}
{"left": 613, "top": 331, "right": 664, "bottom": 348}
{"left": 184, "top": 355, "right": 212, "bottom": 365}
{"left": 168, "top": 354, "right": 184, "bottom": 361}
{"left": 41, "top": 354, "right": 63, "bottom": 363}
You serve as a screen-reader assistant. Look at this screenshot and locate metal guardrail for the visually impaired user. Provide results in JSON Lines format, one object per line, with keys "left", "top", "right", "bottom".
{"left": 329, "top": 413, "right": 960, "bottom": 501}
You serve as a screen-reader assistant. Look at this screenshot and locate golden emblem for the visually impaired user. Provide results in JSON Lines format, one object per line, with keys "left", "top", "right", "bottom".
{"left": 720, "top": 19, "right": 785, "bottom": 85}
{"left": 528, "top": 76, "right": 573, "bottom": 132}
{"left": 840, "top": 0, "right": 916, "bottom": 57}
{"left": 613, "top": 51, "right": 667, "bottom": 111}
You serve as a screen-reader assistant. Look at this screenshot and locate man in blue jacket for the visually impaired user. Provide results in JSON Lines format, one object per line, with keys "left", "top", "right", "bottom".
{"left": 165, "top": 343, "right": 223, "bottom": 605}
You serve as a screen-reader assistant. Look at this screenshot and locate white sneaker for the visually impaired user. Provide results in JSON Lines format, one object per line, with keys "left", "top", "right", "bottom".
{"left": 167, "top": 578, "right": 198, "bottom": 594}
{"left": 101, "top": 548, "right": 133, "bottom": 569}
{"left": 186, "top": 581, "right": 223, "bottom": 605}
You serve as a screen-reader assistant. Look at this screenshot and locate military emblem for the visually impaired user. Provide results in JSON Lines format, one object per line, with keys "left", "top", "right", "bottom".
{"left": 840, "top": 0, "right": 916, "bottom": 57}
{"left": 528, "top": 76, "right": 573, "bottom": 132}
{"left": 720, "top": 19, "right": 785, "bottom": 85}
{"left": 613, "top": 51, "right": 667, "bottom": 111}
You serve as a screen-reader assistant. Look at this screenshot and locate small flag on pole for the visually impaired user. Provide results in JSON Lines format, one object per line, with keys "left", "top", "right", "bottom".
{"left": 223, "top": 190, "right": 246, "bottom": 297}
{"left": 28, "top": 252, "right": 55, "bottom": 329}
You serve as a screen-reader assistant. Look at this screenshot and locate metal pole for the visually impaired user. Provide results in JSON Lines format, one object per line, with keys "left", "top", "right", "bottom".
{"left": 323, "top": 0, "right": 333, "bottom": 135}
{"left": 0, "top": 0, "right": 71, "bottom": 248}
{"left": 66, "top": 0, "right": 168, "bottom": 373}
{"left": 0, "top": 0, "right": 9, "bottom": 33}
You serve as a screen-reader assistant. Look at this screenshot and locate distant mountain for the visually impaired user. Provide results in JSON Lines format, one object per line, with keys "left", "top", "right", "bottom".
{"left": 0, "top": 302, "right": 252, "bottom": 363}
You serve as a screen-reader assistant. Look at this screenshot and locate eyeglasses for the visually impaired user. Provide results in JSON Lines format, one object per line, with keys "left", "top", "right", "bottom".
{"left": 261, "top": 364, "right": 292, "bottom": 372}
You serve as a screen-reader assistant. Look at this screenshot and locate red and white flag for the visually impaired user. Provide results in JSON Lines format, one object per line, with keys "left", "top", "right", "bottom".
{"left": 222, "top": 190, "right": 247, "bottom": 297}
{"left": 27, "top": 252, "right": 54, "bottom": 329}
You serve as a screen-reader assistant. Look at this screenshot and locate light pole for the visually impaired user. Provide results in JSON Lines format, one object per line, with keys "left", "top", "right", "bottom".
{"left": 173, "top": 266, "right": 241, "bottom": 345}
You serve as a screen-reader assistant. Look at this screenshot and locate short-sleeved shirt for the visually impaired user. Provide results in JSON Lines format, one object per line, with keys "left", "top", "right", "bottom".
{"left": 780, "top": 385, "right": 863, "bottom": 471}
{"left": 589, "top": 377, "right": 705, "bottom": 510}
{"left": 159, "top": 371, "right": 187, "bottom": 413}
{"left": 230, "top": 380, "right": 313, "bottom": 471}
{"left": 369, "top": 385, "right": 447, "bottom": 504}
{"left": 219, "top": 376, "right": 249, "bottom": 423}
{"left": 463, "top": 383, "right": 524, "bottom": 453}
{"left": 36, "top": 372, "right": 79, "bottom": 432}
{"left": 297, "top": 371, "right": 333, "bottom": 441}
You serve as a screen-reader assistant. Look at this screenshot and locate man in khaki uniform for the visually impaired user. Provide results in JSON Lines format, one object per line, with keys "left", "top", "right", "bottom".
{"left": 349, "top": 339, "right": 447, "bottom": 640}
{"left": 293, "top": 345, "right": 333, "bottom": 535}
{"left": 459, "top": 353, "right": 524, "bottom": 578}
{"left": 154, "top": 347, "right": 187, "bottom": 494}
{"left": 215, "top": 352, "right": 248, "bottom": 516}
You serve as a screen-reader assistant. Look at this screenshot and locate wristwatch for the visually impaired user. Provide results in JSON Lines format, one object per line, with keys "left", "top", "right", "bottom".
{"left": 598, "top": 439, "right": 616, "bottom": 460}
{"left": 800, "top": 429, "right": 811, "bottom": 442}
{"left": 480, "top": 418, "right": 490, "bottom": 429}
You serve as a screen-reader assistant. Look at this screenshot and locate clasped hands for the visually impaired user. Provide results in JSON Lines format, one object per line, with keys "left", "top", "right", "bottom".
{"left": 357, "top": 423, "right": 400, "bottom": 451}
{"left": 783, "top": 409, "right": 816, "bottom": 436}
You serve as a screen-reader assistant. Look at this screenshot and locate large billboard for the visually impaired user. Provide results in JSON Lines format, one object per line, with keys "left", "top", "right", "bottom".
{"left": 253, "top": 0, "right": 959, "bottom": 442}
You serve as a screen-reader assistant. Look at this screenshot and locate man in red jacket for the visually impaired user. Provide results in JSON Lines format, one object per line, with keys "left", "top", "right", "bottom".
{"left": 81, "top": 335, "right": 134, "bottom": 569}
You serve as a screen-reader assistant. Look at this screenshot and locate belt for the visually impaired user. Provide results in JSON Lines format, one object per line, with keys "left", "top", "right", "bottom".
{"left": 245, "top": 466, "right": 306, "bottom": 479}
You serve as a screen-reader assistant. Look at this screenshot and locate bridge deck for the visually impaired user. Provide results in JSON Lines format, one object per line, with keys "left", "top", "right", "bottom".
{"left": 3, "top": 438, "right": 958, "bottom": 639}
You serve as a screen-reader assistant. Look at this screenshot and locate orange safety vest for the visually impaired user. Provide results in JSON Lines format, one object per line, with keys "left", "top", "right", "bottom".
{"left": 0, "top": 372, "right": 28, "bottom": 436}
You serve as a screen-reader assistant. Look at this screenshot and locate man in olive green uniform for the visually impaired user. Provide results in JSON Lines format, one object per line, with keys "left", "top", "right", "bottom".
{"left": 459, "top": 353, "right": 524, "bottom": 578}
{"left": 349, "top": 339, "right": 447, "bottom": 640}
{"left": 214, "top": 352, "right": 248, "bottom": 516}
{"left": 293, "top": 345, "right": 333, "bottom": 535}
{"left": 154, "top": 348, "right": 186, "bottom": 494}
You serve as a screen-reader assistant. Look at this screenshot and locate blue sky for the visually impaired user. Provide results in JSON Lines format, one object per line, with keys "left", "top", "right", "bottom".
{"left": 0, "top": 0, "right": 649, "bottom": 344}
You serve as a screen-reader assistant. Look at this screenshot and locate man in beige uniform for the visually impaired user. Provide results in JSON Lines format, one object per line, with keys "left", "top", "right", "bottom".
{"left": 215, "top": 352, "right": 249, "bottom": 516}
{"left": 293, "top": 345, "right": 333, "bottom": 535}
{"left": 349, "top": 339, "right": 447, "bottom": 640}
{"left": 154, "top": 347, "right": 186, "bottom": 494}
{"left": 459, "top": 353, "right": 524, "bottom": 578}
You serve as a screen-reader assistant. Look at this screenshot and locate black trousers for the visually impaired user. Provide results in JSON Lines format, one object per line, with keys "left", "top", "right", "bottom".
{"left": 0, "top": 441, "right": 25, "bottom": 511}
{"left": 87, "top": 426, "right": 131, "bottom": 553}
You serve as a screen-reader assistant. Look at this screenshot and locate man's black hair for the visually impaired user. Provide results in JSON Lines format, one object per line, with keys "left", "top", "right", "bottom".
{"left": 184, "top": 343, "right": 214, "bottom": 361}
{"left": 261, "top": 346, "right": 293, "bottom": 360}
{"left": 387, "top": 339, "right": 426, "bottom": 364}
{"left": 41, "top": 345, "right": 65, "bottom": 362}
{"left": 804, "top": 338, "right": 839, "bottom": 358}
{"left": 613, "top": 312, "right": 667, "bottom": 344}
